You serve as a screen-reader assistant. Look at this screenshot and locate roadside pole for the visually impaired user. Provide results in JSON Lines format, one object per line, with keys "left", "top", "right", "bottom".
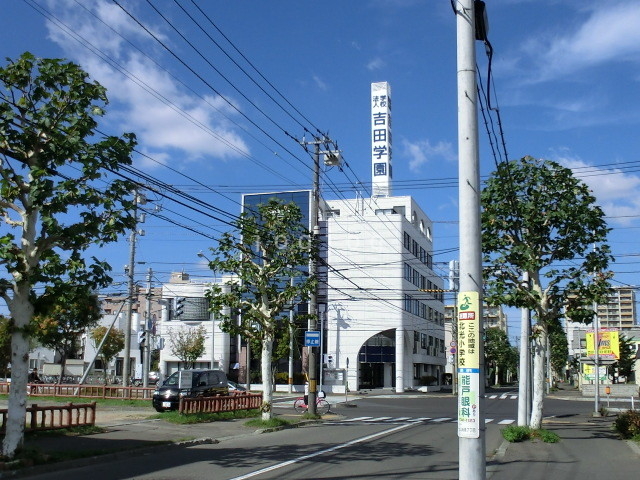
{"left": 456, "top": 1, "right": 485, "bottom": 478}
{"left": 518, "top": 272, "right": 531, "bottom": 426}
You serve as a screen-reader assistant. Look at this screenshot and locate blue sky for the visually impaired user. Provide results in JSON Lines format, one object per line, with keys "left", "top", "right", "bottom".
{"left": 2, "top": 0, "right": 640, "bottom": 336}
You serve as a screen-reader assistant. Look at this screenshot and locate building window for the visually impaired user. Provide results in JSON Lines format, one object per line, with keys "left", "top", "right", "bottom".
{"left": 404, "top": 232, "right": 411, "bottom": 250}
{"left": 404, "top": 295, "right": 412, "bottom": 312}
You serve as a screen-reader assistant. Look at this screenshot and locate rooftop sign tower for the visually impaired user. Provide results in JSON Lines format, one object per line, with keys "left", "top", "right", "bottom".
{"left": 371, "top": 81, "right": 392, "bottom": 197}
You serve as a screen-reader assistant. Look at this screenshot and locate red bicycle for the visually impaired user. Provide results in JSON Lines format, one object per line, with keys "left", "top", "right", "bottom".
{"left": 293, "top": 396, "right": 330, "bottom": 415}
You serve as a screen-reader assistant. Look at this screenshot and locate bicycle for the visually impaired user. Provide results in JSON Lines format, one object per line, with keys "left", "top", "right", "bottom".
{"left": 294, "top": 396, "right": 331, "bottom": 415}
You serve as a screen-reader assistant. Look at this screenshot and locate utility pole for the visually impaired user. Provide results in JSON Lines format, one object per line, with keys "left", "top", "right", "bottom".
{"left": 143, "top": 267, "right": 152, "bottom": 388}
{"left": 299, "top": 134, "right": 339, "bottom": 415}
{"left": 307, "top": 138, "right": 321, "bottom": 416}
{"left": 456, "top": 1, "right": 485, "bottom": 478}
{"left": 123, "top": 191, "right": 145, "bottom": 387}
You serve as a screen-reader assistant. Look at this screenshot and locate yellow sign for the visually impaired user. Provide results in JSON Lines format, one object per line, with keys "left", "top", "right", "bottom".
{"left": 457, "top": 291, "right": 480, "bottom": 369}
{"left": 586, "top": 329, "right": 620, "bottom": 359}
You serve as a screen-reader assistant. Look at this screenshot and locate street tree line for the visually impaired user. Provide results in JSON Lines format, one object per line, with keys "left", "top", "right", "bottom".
{"left": 0, "top": 51, "right": 624, "bottom": 458}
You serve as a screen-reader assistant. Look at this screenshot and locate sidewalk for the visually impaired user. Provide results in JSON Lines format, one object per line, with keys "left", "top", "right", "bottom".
{"left": 488, "top": 385, "right": 640, "bottom": 479}
{"left": 3, "top": 389, "right": 640, "bottom": 479}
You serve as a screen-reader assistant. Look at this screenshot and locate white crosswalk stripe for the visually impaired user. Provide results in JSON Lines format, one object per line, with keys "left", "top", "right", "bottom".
{"left": 327, "top": 416, "right": 516, "bottom": 426}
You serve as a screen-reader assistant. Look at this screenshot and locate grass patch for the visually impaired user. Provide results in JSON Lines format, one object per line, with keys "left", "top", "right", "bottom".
{"left": 244, "top": 417, "right": 293, "bottom": 429}
{"left": 501, "top": 425, "right": 560, "bottom": 443}
{"left": 151, "top": 408, "right": 261, "bottom": 424}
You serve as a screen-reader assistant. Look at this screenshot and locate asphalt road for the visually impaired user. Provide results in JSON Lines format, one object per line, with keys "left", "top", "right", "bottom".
{"left": 24, "top": 393, "right": 529, "bottom": 480}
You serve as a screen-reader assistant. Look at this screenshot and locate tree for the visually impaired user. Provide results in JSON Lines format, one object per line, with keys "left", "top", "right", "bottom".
{"left": 0, "top": 53, "right": 137, "bottom": 458}
{"left": 484, "top": 327, "right": 513, "bottom": 385}
{"left": 205, "top": 199, "right": 316, "bottom": 420}
{"left": 0, "top": 317, "right": 12, "bottom": 379}
{"left": 168, "top": 325, "right": 206, "bottom": 369}
{"left": 33, "top": 286, "right": 101, "bottom": 383}
{"left": 481, "top": 156, "right": 612, "bottom": 429}
{"left": 89, "top": 326, "right": 125, "bottom": 383}
{"left": 548, "top": 317, "right": 569, "bottom": 383}
{"left": 608, "top": 335, "right": 636, "bottom": 383}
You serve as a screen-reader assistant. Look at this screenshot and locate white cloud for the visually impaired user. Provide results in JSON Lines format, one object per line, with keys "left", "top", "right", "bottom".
{"left": 555, "top": 152, "right": 640, "bottom": 225}
{"left": 312, "top": 74, "right": 328, "bottom": 91}
{"left": 367, "top": 57, "right": 386, "bottom": 71}
{"left": 401, "top": 138, "right": 456, "bottom": 172}
{"left": 42, "top": 0, "right": 250, "bottom": 164}
{"left": 515, "top": 1, "right": 640, "bottom": 82}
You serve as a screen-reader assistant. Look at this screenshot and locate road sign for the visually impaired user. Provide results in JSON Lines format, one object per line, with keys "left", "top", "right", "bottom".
{"left": 304, "top": 331, "right": 321, "bottom": 347}
{"left": 450, "top": 341, "right": 457, "bottom": 347}
{"left": 450, "top": 347, "right": 457, "bottom": 354}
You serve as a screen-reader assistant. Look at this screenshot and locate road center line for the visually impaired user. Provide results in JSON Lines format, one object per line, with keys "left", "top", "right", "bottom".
{"left": 226, "top": 423, "right": 417, "bottom": 480}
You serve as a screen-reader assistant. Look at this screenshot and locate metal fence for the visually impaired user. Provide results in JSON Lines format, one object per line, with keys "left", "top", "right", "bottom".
{"left": 179, "top": 393, "right": 263, "bottom": 414}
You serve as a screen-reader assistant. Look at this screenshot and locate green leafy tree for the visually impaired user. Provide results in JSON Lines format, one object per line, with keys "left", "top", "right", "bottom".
{"left": 608, "top": 335, "right": 636, "bottom": 383}
{"left": 205, "top": 199, "right": 316, "bottom": 420}
{"left": 168, "top": 325, "right": 207, "bottom": 369}
{"left": 0, "top": 53, "right": 137, "bottom": 458}
{"left": 548, "top": 317, "right": 569, "bottom": 382}
{"left": 481, "top": 156, "right": 612, "bottom": 429}
{"left": 33, "top": 286, "right": 101, "bottom": 383}
{"left": 89, "top": 326, "right": 125, "bottom": 383}
{"left": 484, "top": 327, "right": 513, "bottom": 385}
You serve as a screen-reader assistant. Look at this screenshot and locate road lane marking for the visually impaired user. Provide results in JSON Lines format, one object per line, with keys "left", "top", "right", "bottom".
{"left": 226, "top": 422, "right": 418, "bottom": 480}
{"left": 485, "top": 419, "right": 494, "bottom": 423}
{"left": 431, "top": 417, "right": 452, "bottom": 422}
{"left": 498, "top": 419, "right": 515, "bottom": 425}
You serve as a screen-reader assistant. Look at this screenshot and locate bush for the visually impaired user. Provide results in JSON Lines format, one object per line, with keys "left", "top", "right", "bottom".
{"left": 502, "top": 426, "right": 560, "bottom": 443}
{"left": 502, "top": 425, "right": 531, "bottom": 442}
{"left": 614, "top": 410, "right": 640, "bottom": 439}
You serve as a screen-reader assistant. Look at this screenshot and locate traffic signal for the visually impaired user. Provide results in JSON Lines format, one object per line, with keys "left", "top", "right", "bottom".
{"left": 175, "top": 297, "right": 186, "bottom": 317}
{"left": 137, "top": 330, "right": 146, "bottom": 346}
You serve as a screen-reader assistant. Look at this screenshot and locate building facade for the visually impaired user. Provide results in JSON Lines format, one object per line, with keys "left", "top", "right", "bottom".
{"left": 324, "top": 195, "right": 446, "bottom": 393}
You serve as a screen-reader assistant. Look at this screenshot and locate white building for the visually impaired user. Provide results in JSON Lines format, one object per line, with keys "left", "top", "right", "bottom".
{"left": 157, "top": 272, "right": 232, "bottom": 377}
{"left": 324, "top": 195, "right": 446, "bottom": 393}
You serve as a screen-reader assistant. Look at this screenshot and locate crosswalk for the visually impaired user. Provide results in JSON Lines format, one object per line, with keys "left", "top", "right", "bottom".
{"left": 327, "top": 416, "right": 516, "bottom": 426}
{"left": 485, "top": 393, "right": 518, "bottom": 400}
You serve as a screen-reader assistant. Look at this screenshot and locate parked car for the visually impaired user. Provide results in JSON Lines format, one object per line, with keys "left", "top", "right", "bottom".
{"left": 148, "top": 371, "right": 160, "bottom": 384}
{"left": 228, "top": 380, "right": 246, "bottom": 392}
{"left": 152, "top": 369, "right": 229, "bottom": 412}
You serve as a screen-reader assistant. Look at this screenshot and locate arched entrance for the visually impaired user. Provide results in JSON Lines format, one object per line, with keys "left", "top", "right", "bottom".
{"left": 358, "top": 329, "right": 395, "bottom": 389}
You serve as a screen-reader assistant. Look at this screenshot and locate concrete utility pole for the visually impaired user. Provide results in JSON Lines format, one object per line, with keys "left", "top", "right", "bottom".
{"left": 123, "top": 228, "right": 137, "bottom": 388}
{"left": 456, "top": 1, "right": 485, "bottom": 478}
{"left": 143, "top": 267, "right": 152, "bottom": 388}
{"left": 307, "top": 138, "right": 321, "bottom": 416}
{"left": 123, "top": 191, "right": 145, "bottom": 387}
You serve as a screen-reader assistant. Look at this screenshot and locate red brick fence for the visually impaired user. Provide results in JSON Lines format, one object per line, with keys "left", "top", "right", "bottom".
{"left": 0, "top": 402, "right": 96, "bottom": 433}
{"left": 179, "top": 393, "right": 263, "bottom": 414}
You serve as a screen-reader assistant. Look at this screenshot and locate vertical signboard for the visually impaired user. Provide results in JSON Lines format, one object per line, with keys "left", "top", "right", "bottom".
{"left": 586, "top": 329, "right": 620, "bottom": 359}
{"left": 457, "top": 291, "right": 480, "bottom": 439}
{"left": 371, "top": 82, "right": 392, "bottom": 197}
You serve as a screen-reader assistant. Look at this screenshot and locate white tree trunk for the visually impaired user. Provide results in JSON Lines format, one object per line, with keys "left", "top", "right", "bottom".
{"left": 529, "top": 327, "right": 547, "bottom": 429}
{"left": 2, "top": 284, "right": 33, "bottom": 458}
{"left": 261, "top": 338, "right": 274, "bottom": 421}
{"left": 494, "top": 364, "right": 499, "bottom": 386}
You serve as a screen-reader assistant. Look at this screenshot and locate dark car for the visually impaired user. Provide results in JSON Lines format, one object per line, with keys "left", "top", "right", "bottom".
{"left": 228, "top": 380, "right": 247, "bottom": 392}
{"left": 152, "top": 369, "right": 229, "bottom": 412}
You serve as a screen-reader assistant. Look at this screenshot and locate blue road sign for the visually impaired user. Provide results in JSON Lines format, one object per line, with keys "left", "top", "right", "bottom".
{"left": 305, "top": 331, "right": 321, "bottom": 347}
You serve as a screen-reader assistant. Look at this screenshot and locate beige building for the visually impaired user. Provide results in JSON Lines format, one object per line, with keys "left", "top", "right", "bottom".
{"left": 596, "top": 287, "right": 636, "bottom": 329}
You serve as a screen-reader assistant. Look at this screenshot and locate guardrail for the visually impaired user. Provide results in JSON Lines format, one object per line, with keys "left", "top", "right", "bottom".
{"left": 179, "top": 392, "right": 263, "bottom": 414}
{"left": 0, "top": 382, "right": 154, "bottom": 399}
{"left": 0, "top": 402, "right": 96, "bottom": 433}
